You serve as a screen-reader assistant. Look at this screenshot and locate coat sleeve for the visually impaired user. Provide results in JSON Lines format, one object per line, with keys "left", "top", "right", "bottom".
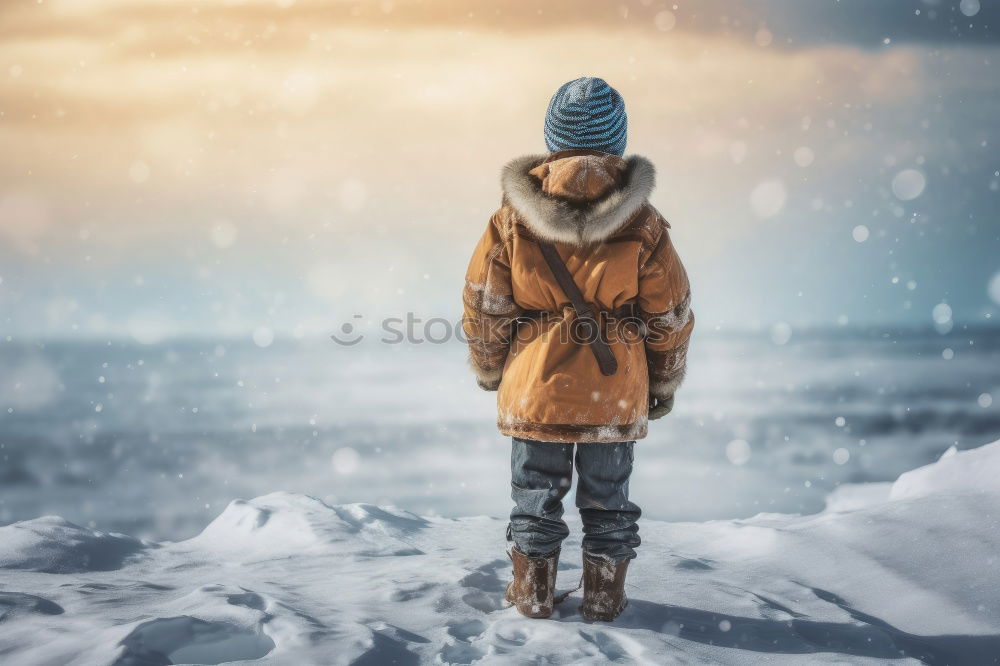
{"left": 637, "top": 219, "right": 694, "bottom": 400}
{"left": 462, "top": 211, "right": 522, "bottom": 391}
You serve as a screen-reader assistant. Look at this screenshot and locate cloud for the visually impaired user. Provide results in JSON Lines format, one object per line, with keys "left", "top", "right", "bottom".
{"left": 3, "top": 0, "right": 646, "bottom": 41}
{"left": 3, "top": 0, "right": 998, "bottom": 51}
{"left": 0, "top": 0, "right": 998, "bottom": 334}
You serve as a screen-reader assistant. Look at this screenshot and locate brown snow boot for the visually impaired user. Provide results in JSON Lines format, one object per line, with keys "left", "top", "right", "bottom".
{"left": 504, "top": 547, "right": 559, "bottom": 618}
{"left": 580, "top": 553, "right": 630, "bottom": 621}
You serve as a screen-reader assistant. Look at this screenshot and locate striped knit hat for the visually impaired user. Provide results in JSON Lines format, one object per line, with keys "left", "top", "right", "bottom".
{"left": 543, "top": 77, "right": 628, "bottom": 156}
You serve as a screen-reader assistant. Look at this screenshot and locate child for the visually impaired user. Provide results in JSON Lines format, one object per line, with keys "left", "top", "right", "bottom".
{"left": 462, "top": 77, "right": 693, "bottom": 621}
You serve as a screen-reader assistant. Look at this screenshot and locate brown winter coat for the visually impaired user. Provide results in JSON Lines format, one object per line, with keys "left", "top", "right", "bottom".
{"left": 463, "top": 149, "right": 693, "bottom": 443}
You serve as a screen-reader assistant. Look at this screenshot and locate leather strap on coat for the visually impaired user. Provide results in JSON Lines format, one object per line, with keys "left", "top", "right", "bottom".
{"left": 537, "top": 242, "right": 618, "bottom": 376}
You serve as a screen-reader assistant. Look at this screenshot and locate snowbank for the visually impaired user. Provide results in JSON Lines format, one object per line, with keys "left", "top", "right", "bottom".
{"left": 889, "top": 443, "right": 1000, "bottom": 500}
{"left": 1, "top": 442, "right": 999, "bottom": 664}
{"left": 0, "top": 516, "right": 146, "bottom": 574}
{"left": 182, "top": 493, "right": 427, "bottom": 559}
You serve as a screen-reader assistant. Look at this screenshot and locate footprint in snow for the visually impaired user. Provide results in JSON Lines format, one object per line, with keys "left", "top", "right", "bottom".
{"left": 438, "top": 640, "right": 486, "bottom": 665}
{"left": 458, "top": 559, "right": 509, "bottom": 614}
{"left": 113, "top": 616, "right": 275, "bottom": 666}
{"left": 446, "top": 618, "right": 487, "bottom": 642}
{"left": 0, "top": 592, "right": 64, "bottom": 622}
{"left": 389, "top": 580, "right": 439, "bottom": 602}
{"left": 351, "top": 622, "right": 428, "bottom": 666}
{"left": 439, "top": 619, "right": 488, "bottom": 664}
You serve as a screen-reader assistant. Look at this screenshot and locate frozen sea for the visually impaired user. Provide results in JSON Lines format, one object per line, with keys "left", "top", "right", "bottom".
{"left": 1, "top": 327, "right": 998, "bottom": 541}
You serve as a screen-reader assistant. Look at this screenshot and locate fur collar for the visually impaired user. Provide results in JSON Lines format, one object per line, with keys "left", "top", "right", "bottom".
{"left": 501, "top": 153, "right": 656, "bottom": 245}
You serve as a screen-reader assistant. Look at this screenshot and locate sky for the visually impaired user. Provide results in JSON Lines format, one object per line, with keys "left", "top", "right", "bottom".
{"left": 1, "top": 0, "right": 999, "bottom": 340}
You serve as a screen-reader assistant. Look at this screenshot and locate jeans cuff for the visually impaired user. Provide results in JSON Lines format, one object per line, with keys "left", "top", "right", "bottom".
{"left": 582, "top": 548, "right": 637, "bottom": 563}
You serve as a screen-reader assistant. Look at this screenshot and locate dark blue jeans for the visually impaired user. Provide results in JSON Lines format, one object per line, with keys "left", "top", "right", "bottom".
{"left": 508, "top": 437, "right": 641, "bottom": 562}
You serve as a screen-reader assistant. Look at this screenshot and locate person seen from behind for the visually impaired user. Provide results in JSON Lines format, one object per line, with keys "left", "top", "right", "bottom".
{"left": 462, "top": 76, "right": 694, "bottom": 621}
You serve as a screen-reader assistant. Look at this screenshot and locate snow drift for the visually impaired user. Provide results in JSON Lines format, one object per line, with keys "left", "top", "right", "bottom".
{"left": 1, "top": 441, "right": 1000, "bottom": 664}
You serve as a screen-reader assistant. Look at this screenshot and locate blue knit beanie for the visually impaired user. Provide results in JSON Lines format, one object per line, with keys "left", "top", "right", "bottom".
{"left": 543, "top": 77, "right": 628, "bottom": 156}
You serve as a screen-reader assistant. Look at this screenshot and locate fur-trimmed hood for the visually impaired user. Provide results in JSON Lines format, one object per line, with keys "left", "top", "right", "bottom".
{"left": 501, "top": 150, "right": 656, "bottom": 245}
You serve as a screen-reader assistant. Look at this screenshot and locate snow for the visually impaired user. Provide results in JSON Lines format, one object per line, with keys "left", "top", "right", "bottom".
{"left": 127, "top": 311, "right": 178, "bottom": 345}
{"left": 210, "top": 222, "right": 238, "bottom": 249}
{"left": 769, "top": 321, "right": 792, "bottom": 345}
{"left": 653, "top": 10, "right": 676, "bottom": 32}
{"left": 822, "top": 482, "right": 892, "bottom": 513}
{"left": 338, "top": 178, "right": 368, "bottom": 212}
{"left": 0, "top": 517, "right": 146, "bottom": 574}
{"left": 960, "top": 0, "right": 981, "bottom": 18}
{"left": 749, "top": 179, "right": 787, "bottom": 219}
{"left": 793, "top": 146, "right": 814, "bottom": 168}
{"left": 725, "top": 439, "right": 751, "bottom": 465}
{"left": 251, "top": 327, "right": 275, "bottom": 349}
{"left": 2, "top": 442, "right": 1000, "bottom": 664}
{"left": 889, "top": 442, "right": 999, "bottom": 501}
{"left": 128, "top": 161, "right": 150, "bottom": 184}
{"left": 891, "top": 169, "right": 926, "bottom": 201}
{"left": 932, "top": 302, "right": 953, "bottom": 326}
{"left": 990, "top": 271, "right": 1000, "bottom": 306}
{"left": 728, "top": 140, "right": 747, "bottom": 164}
{"left": 754, "top": 28, "right": 773, "bottom": 48}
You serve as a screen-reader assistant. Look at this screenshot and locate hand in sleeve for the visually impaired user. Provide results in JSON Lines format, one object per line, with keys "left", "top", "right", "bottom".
{"left": 637, "top": 218, "right": 694, "bottom": 413}
{"left": 462, "top": 214, "right": 522, "bottom": 391}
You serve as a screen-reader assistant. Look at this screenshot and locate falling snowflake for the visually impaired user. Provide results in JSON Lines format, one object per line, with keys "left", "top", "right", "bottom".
{"left": 210, "top": 221, "right": 238, "bottom": 249}
{"left": 932, "top": 303, "right": 952, "bottom": 325}
{"left": 960, "top": 0, "right": 981, "bottom": 18}
{"left": 128, "top": 311, "right": 176, "bottom": 345}
{"left": 771, "top": 322, "right": 792, "bottom": 345}
{"left": 726, "top": 439, "right": 751, "bottom": 465}
{"left": 729, "top": 141, "right": 747, "bottom": 164}
{"left": 653, "top": 10, "right": 676, "bottom": 31}
{"left": 339, "top": 179, "right": 368, "bottom": 211}
{"left": 253, "top": 326, "right": 275, "bottom": 348}
{"left": 988, "top": 271, "right": 1000, "bottom": 306}
{"left": 932, "top": 303, "right": 953, "bottom": 334}
{"left": 332, "top": 447, "right": 361, "bottom": 474}
{"left": 793, "top": 146, "right": 814, "bottom": 168}
{"left": 750, "top": 180, "right": 787, "bottom": 219}
{"left": 891, "top": 169, "right": 926, "bottom": 201}
{"left": 128, "top": 161, "right": 150, "bottom": 184}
